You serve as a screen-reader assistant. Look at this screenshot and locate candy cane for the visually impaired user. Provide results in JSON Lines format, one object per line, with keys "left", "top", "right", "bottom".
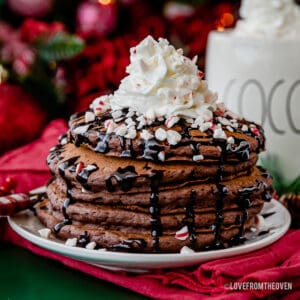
{"left": 0, "top": 193, "right": 31, "bottom": 216}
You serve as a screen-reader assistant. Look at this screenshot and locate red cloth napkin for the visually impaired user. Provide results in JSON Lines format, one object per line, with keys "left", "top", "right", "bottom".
{"left": 0, "top": 120, "right": 300, "bottom": 299}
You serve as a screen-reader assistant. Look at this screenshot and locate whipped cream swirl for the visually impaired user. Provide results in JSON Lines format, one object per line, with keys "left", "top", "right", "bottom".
{"left": 235, "top": 0, "right": 300, "bottom": 38}
{"left": 95, "top": 35, "right": 218, "bottom": 122}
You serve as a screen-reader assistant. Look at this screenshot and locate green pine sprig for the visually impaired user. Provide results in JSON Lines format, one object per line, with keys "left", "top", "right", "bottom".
{"left": 259, "top": 154, "right": 300, "bottom": 196}
{"left": 36, "top": 33, "right": 85, "bottom": 63}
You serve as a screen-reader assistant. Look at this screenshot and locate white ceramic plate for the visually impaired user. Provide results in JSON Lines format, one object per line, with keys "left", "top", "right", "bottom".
{"left": 8, "top": 199, "right": 290, "bottom": 272}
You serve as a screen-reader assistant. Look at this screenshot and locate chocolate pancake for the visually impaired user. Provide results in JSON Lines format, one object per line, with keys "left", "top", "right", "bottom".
{"left": 35, "top": 36, "right": 273, "bottom": 253}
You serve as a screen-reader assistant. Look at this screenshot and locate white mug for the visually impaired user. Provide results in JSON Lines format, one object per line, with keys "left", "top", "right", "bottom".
{"left": 206, "top": 30, "right": 300, "bottom": 183}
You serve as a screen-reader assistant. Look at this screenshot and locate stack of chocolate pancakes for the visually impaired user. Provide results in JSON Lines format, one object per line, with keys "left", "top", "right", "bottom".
{"left": 36, "top": 107, "right": 273, "bottom": 253}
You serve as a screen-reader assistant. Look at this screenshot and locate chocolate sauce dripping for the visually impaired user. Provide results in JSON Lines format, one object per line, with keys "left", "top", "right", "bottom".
{"left": 77, "top": 231, "right": 90, "bottom": 247}
{"left": 204, "top": 139, "right": 228, "bottom": 250}
{"left": 76, "top": 164, "right": 99, "bottom": 190}
{"left": 105, "top": 166, "right": 138, "bottom": 192}
{"left": 54, "top": 157, "right": 79, "bottom": 233}
{"left": 47, "top": 145, "right": 63, "bottom": 166}
{"left": 148, "top": 171, "right": 163, "bottom": 252}
{"left": 120, "top": 137, "right": 135, "bottom": 158}
{"left": 58, "top": 157, "right": 79, "bottom": 178}
{"left": 142, "top": 139, "right": 162, "bottom": 161}
{"left": 230, "top": 180, "right": 272, "bottom": 245}
{"left": 109, "top": 239, "right": 147, "bottom": 252}
{"left": 226, "top": 140, "right": 250, "bottom": 161}
{"left": 94, "top": 133, "right": 110, "bottom": 153}
{"left": 184, "top": 190, "right": 197, "bottom": 249}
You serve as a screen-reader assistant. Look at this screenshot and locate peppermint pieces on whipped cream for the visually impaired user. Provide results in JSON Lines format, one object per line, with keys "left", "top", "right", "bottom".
{"left": 91, "top": 36, "right": 218, "bottom": 123}
{"left": 86, "top": 35, "right": 241, "bottom": 146}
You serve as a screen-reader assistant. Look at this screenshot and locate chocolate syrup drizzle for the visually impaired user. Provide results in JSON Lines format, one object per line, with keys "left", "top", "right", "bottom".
{"left": 110, "top": 239, "right": 147, "bottom": 252}
{"left": 47, "top": 109, "right": 271, "bottom": 252}
{"left": 53, "top": 156, "right": 99, "bottom": 233}
{"left": 184, "top": 190, "right": 197, "bottom": 249}
{"left": 148, "top": 171, "right": 163, "bottom": 252}
{"left": 205, "top": 139, "right": 229, "bottom": 250}
{"left": 105, "top": 166, "right": 138, "bottom": 192}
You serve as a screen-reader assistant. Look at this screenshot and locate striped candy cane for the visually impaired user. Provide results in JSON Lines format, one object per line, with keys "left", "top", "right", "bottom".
{"left": 0, "top": 193, "right": 31, "bottom": 216}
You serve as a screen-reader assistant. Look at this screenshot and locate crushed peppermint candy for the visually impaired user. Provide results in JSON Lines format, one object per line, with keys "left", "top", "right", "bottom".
{"left": 104, "top": 119, "right": 118, "bottom": 134}
{"left": 92, "top": 96, "right": 111, "bottom": 116}
{"left": 165, "top": 116, "right": 180, "bottom": 128}
{"left": 155, "top": 128, "right": 167, "bottom": 141}
{"left": 65, "top": 238, "right": 77, "bottom": 247}
{"left": 141, "top": 129, "right": 154, "bottom": 140}
{"left": 251, "top": 126, "right": 260, "bottom": 136}
{"left": 180, "top": 246, "right": 195, "bottom": 254}
{"left": 158, "top": 151, "right": 166, "bottom": 161}
{"left": 167, "top": 130, "right": 182, "bottom": 145}
{"left": 85, "top": 241, "right": 97, "bottom": 250}
{"left": 255, "top": 215, "right": 269, "bottom": 234}
{"left": 213, "top": 128, "right": 227, "bottom": 140}
{"left": 38, "top": 228, "right": 51, "bottom": 239}
{"left": 85, "top": 111, "right": 95, "bottom": 123}
{"left": 175, "top": 225, "right": 189, "bottom": 241}
{"left": 75, "top": 162, "right": 84, "bottom": 174}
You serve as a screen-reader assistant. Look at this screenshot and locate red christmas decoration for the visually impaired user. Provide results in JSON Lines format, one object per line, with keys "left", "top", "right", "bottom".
{"left": 76, "top": 0, "right": 118, "bottom": 38}
{"left": 0, "top": 84, "right": 47, "bottom": 154}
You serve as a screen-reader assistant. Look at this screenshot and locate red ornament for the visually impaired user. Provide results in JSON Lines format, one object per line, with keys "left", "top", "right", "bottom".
{"left": 7, "top": 0, "right": 53, "bottom": 17}
{"left": 0, "top": 84, "right": 47, "bottom": 154}
{"left": 76, "top": 1, "right": 118, "bottom": 38}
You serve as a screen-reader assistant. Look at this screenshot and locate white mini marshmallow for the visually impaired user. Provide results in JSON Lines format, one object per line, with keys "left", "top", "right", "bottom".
{"left": 199, "top": 122, "right": 212, "bottom": 132}
{"left": 193, "top": 155, "right": 204, "bottom": 161}
{"left": 65, "top": 238, "right": 77, "bottom": 247}
{"left": 180, "top": 246, "right": 195, "bottom": 254}
{"left": 111, "top": 110, "right": 123, "bottom": 119}
{"left": 241, "top": 124, "right": 249, "bottom": 132}
{"left": 125, "top": 129, "right": 137, "bottom": 139}
{"left": 227, "top": 136, "right": 235, "bottom": 144}
{"left": 38, "top": 228, "right": 51, "bottom": 239}
{"left": 85, "top": 241, "right": 97, "bottom": 250}
{"left": 73, "top": 125, "right": 89, "bottom": 135}
{"left": 167, "top": 130, "right": 182, "bottom": 145}
{"left": 218, "top": 117, "right": 231, "bottom": 126}
{"left": 155, "top": 128, "right": 167, "bottom": 141}
{"left": 226, "top": 126, "right": 234, "bottom": 132}
{"left": 213, "top": 128, "right": 227, "bottom": 140}
{"left": 115, "top": 124, "right": 127, "bottom": 137}
{"left": 141, "top": 129, "right": 154, "bottom": 140}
